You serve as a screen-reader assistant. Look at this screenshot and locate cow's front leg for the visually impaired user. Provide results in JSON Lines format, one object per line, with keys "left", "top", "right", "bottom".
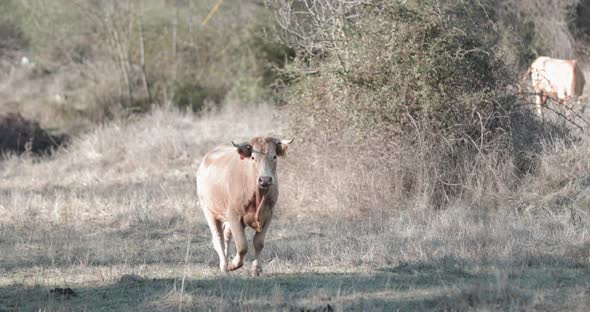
{"left": 227, "top": 220, "right": 247, "bottom": 271}
{"left": 251, "top": 219, "right": 271, "bottom": 276}
{"left": 222, "top": 222, "right": 232, "bottom": 259}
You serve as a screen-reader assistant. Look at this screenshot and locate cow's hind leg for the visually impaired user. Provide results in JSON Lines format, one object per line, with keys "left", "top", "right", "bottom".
{"left": 227, "top": 221, "right": 248, "bottom": 271}
{"left": 222, "top": 222, "right": 232, "bottom": 259}
{"left": 535, "top": 93, "right": 544, "bottom": 118}
{"left": 204, "top": 211, "right": 227, "bottom": 272}
{"left": 251, "top": 220, "right": 272, "bottom": 277}
{"left": 562, "top": 98, "right": 576, "bottom": 117}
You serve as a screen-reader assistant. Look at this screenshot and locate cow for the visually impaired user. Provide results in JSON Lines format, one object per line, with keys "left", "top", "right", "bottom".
{"left": 520, "top": 56, "right": 586, "bottom": 118}
{"left": 196, "top": 136, "right": 293, "bottom": 276}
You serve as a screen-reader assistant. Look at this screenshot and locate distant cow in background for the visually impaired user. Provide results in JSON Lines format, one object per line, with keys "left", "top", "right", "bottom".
{"left": 520, "top": 56, "right": 586, "bottom": 118}
{"left": 196, "top": 136, "right": 293, "bottom": 276}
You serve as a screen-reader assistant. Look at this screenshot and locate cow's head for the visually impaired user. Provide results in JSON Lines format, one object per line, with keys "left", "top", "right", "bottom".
{"left": 232, "top": 137, "right": 293, "bottom": 189}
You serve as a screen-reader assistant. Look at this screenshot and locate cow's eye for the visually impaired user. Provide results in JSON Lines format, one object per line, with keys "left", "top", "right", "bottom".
{"left": 273, "top": 155, "right": 277, "bottom": 160}
{"left": 251, "top": 156, "right": 255, "bottom": 160}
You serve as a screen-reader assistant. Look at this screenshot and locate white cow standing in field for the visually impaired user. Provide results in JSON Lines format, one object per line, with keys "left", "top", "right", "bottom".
{"left": 520, "top": 56, "right": 586, "bottom": 118}
{"left": 196, "top": 136, "right": 293, "bottom": 276}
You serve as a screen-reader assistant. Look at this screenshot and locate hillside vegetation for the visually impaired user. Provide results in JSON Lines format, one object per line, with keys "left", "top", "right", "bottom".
{"left": 0, "top": 0, "right": 290, "bottom": 129}
{"left": 1, "top": 0, "right": 590, "bottom": 311}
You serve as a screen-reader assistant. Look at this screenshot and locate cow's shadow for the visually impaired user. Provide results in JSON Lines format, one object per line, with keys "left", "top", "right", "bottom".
{"left": 1, "top": 256, "right": 588, "bottom": 311}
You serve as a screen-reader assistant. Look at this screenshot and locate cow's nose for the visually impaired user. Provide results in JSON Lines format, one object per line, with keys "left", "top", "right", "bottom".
{"left": 258, "top": 176, "right": 273, "bottom": 187}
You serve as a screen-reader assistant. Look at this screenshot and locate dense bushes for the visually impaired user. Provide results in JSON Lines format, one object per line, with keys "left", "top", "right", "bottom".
{"left": 339, "top": 3, "right": 511, "bottom": 137}
{"left": 277, "top": 0, "right": 572, "bottom": 212}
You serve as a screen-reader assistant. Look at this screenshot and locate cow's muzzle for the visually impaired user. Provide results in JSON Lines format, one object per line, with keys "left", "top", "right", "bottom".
{"left": 257, "top": 176, "right": 273, "bottom": 188}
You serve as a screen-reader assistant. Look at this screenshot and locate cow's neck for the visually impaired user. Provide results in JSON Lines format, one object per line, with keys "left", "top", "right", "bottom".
{"left": 251, "top": 186, "right": 275, "bottom": 232}
{"left": 254, "top": 187, "right": 274, "bottom": 211}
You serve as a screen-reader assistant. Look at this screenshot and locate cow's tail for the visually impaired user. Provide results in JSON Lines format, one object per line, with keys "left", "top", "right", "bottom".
{"left": 518, "top": 65, "right": 533, "bottom": 97}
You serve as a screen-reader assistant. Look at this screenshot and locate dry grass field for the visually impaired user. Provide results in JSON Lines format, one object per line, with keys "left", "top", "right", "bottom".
{"left": 1, "top": 0, "right": 590, "bottom": 311}
{"left": 1, "top": 103, "right": 589, "bottom": 311}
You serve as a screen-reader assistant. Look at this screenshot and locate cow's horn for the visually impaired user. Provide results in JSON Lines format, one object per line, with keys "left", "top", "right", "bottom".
{"left": 231, "top": 141, "right": 240, "bottom": 148}
{"left": 281, "top": 138, "right": 294, "bottom": 145}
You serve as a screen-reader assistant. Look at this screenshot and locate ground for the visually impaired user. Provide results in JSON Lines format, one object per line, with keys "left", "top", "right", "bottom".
{"left": 0, "top": 106, "right": 589, "bottom": 311}
{"left": 1, "top": 216, "right": 589, "bottom": 311}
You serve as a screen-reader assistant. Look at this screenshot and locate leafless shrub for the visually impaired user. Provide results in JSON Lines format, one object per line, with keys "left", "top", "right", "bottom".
{"left": 267, "top": 0, "right": 364, "bottom": 67}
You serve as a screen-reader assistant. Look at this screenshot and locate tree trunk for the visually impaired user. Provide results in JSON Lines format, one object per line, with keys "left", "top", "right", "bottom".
{"left": 138, "top": 3, "right": 152, "bottom": 106}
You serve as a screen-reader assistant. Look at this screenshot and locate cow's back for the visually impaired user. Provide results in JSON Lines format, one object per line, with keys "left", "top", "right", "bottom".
{"left": 531, "top": 57, "right": 578, "bottom": 98}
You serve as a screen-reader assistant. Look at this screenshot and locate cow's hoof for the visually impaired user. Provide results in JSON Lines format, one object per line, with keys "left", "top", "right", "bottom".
{"left": 251, "top": 266, "right": 262, "bottom": 277}
{"left": 227, "top": 260, "right": 244, "bottom": 271}
{"left": 219, "top": 260, "right": 229, "bottom": 273}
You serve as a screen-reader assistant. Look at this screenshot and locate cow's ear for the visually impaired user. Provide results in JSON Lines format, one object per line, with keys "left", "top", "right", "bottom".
{"left": 276, "top": 138, "right": 294, "bottom": 157}
{"left": 232, "top": 141, "right": 252, "bottom": 159}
